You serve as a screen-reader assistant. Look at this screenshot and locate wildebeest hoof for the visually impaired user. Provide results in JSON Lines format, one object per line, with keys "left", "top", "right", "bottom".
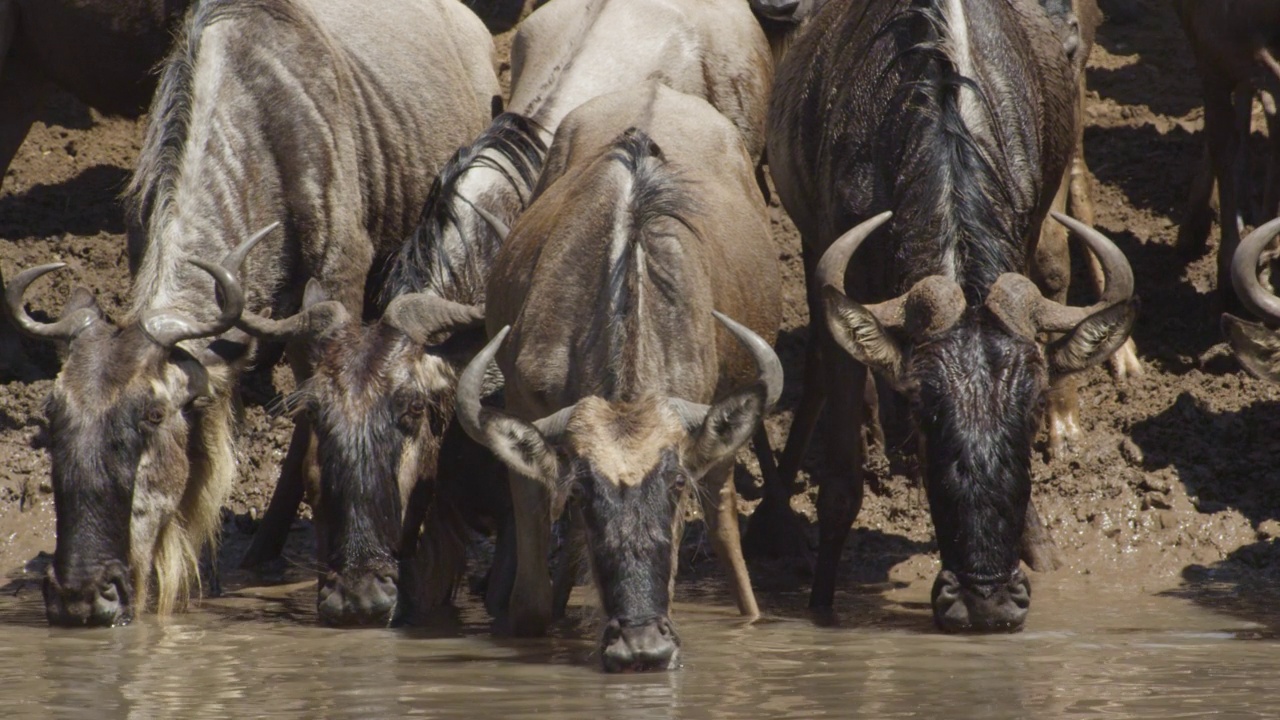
{"left": 1046, "top": 410, "right": 1081, "bottom": 459}
{"left": 1108, "top": 338, "right": 1143, "bottom": 381}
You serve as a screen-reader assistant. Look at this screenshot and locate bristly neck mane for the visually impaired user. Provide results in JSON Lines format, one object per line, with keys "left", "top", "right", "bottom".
{"left": 591, "top": 128, "right": 698, "bottom": 401}
{"left": 888, "top": 0, "right": 1024, "bottom": 304}
{"left": 377, "top": 112, "right": 547, "bottom": 311}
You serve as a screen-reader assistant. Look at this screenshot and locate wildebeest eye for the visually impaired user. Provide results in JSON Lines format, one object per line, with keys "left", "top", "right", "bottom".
{"left": 143, "top": 404, "right": 167, "bottom": 426}
{"left": 405, "top": 398, "right": 427, "bottom": 417}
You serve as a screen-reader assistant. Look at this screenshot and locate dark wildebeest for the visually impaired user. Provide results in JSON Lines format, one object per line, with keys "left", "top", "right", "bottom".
{"left": 767, "top": 0, "right": 1137, "bottom": 630}
{"left": 237, "top": 0, "right": 777, "bottom": 616}
{"left": 455, "top": 82, "right": 782, "bottom": 669}
{"left": 222, "top": 116, "right": 541, "bottom": 625}
{"left": 1175, "top": 0, "right": 1280, "bottom": 315}
{"left": 4, "top": 0, "right": 495, "bottom": 627}
{"left": 1225, "top": 217, "right": 1280, "bottom": 380}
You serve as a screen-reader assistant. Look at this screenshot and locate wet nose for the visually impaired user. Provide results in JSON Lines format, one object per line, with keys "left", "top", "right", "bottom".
{"left": 754, "top": 0, "right": 801, "bottom": 20}
{"left": 317, "top": 572, "right": 399, "bottom": 627}
{"left": 601, "top": 617, "right": 680, "bottom": 672}
{"left": 44, "top": 566, "right": 131, "bottom": 627}
{"left": 932, "top": 569, "right": 1031, "bottom": 633}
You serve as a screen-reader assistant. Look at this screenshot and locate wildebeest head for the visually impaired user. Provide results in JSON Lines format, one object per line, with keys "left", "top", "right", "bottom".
{"left": 455, "top": 314, "right": 782, "bottom": 672}
{"left": 820, "top": 211, "right": 1136, "bottom": 633}
{"left": 1225, "top": 216, "right": 1280, "bottom": 383}
{"left": 230, "top": 255, "right": 485, "bottom": 626}
{"left": 4, "top": 242, "right": 256, "bottom": 627}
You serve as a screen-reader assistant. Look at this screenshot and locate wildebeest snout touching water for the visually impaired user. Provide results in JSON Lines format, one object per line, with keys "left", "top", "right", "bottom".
{"left": 3, "top": 0, "right": 496, "bottom": 626}
{"left": 457, "top": 82, "right": 782, "bottom": 671}
{"left": 767, "top": 0, "right": 1136, "bottom": 631}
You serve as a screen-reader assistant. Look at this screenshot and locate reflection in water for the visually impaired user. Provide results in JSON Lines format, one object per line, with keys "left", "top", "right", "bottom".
{"left": 1, "top": 576, "right": 1278, "bottom": 719}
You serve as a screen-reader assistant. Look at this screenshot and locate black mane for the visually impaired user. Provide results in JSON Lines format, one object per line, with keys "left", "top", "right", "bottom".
{"left": 377, "top": 112, "right": 547, "bottom": 309}
{"left": 885, "top": 0, "right": 1025, "bottom": 302}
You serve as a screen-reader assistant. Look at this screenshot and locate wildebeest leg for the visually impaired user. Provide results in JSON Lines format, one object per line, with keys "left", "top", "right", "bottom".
{"left": 743, "top": 425, "right": 812, "bottom": 562}
{"left": 1019, "top": 501, "right": 1063, "bottom": 572}
{"left": 1180, "top": 145, "right": 1216, "bottom": 258}
{"left": 239, "top": 417, "right": 313, "bottom": 568}
{"left": 551, "top": 506, "right": 582, "bottom": 619}
{"left": 1071, "top": 80, "right": 1142, "bottom": 380}
{"left": 201, "top": 539, "right": 222, "bottom": 598}
{"left": 1264, "top": 91, "right": 1280, "bottom": 222}
{"left": 699, "top": 461, "right": 759, "bottom": 619}
{"left": 0, "top": 0, "right": 45, "bottom": 181}
{"left": 484, "top": 508, "right": 518, "bottom": 618}
{"left": 777, "top": 314, "right": 825, "bottom": 490}
{"left": 504, "top": 471, "right": 553, "bottom": 636}
{"left": 1036, "top": 168, "right": 1081, "bottom": 458}
{"left": 1203, "top": 78, "right": 1248, "bottom": 314}
{"left": 755, "top": 156, "right": 772, "bottom": 205}
{"left": 810, "top": 344, "right": 867, "bottom": 610}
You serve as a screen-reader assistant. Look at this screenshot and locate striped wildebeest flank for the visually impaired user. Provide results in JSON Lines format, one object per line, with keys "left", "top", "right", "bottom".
{"left": 2, "top": 0, "right": 496, "bottom": 627}
{"left": 1174, "top": 0, "right": 1280, "bottom": 316}
{"left": 1224, "top": 217, "right": 1280, "bottom": 381}
{"left": 456, "top": 82, "right": 782, "bottom": 670}
{"left": 767, "top": 0, "right": 1137, "bottom": 631}
{"left": 243, "top": 0, "right": 775, "bottom": 575}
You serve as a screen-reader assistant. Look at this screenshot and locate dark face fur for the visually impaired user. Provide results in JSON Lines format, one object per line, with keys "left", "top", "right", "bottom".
{"left": 43, "top": 324, "right": 226, "bottom": 627}
{"left": 908, "top": 315, "right": 1043, "bottom": 632}
{"left": 571, "top": 448, "right": 686, "bottom": 672}
{"left": 292, "top": 322, "right": 456, "bottom": 627}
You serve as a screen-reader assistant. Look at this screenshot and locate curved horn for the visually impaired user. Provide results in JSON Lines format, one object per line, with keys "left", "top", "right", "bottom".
{"left": 216, "top": 222, "right": 316, "bottom": 341}
{"left": 383, "top": 293, "right": 485, "bottom": 345}
{"left": 140, "top": 258, "right": 247, "bottom": 347}
{"left": 990, "top": 213, "right": 1136, "bottom": 336}
{"left": 815, "top": 211, "right": 893, "bottom": 294}
{"left": 465, "top": 199, "right": 510, "bottom": 242}
{"left": 669, "top": 311, "right": 784, "bottom": 429}
{"left": 1231, "top": 215, "right": 1280, "bottom": 323}
{"left": 3, "top": 263, "right": 101, "bottom": 340}
{"left": 457, "top": 325, "right": 577, "bottom": 448}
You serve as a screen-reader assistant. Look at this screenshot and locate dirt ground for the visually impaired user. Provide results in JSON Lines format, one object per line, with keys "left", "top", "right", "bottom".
{"left": 3, "top": 0, "right": 1280, "bottom": 622}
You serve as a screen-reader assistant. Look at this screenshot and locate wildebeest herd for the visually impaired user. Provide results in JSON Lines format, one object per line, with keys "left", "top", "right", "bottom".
{"left": 1, "top": 0, "right": 1277, "bottom": 673}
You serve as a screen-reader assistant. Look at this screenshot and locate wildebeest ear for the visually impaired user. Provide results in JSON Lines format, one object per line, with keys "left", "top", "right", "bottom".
{"left": 478, "top": 411, "right": 561, "bottom": 484}
{"left": 1047, "top": 298, "right": 1139, "bottom": 374}
{"left": 302, "top": 278, "right": 328, "bottom": 309}
{"left": 64, "top": 286, "right": 102, "bottom": 317}
{"left": 1223, "top": 313, "right": 1280, "bottom": 384}
{"left": 683, "top": 389, "right": 765, "bottom": 478}
{"left": 822, "top": 285, "right": 908, "bottom": 391}
{"left": 200, "top": 327, "right": 255, "bottom": 370}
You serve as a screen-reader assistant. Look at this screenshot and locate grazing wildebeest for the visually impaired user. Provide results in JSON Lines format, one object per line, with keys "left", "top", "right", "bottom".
{"left": 455, "top": 82, "right": 782, "bottom": 669}
{"left": 1175, "top": 0, "right": 1280, "bottom": 314}
{"left": 3, "top": 0, "right": 495, "bottom": 627}
{"left": 1225, "top": 217, "right": 1280, "bottom": 381}
{"left": 239, "top": 0, "right": 777, "bottom": 597}
{"left": 767, "top": 0, "right": 1137, "bottom": 630}
{"left": 224, "top": 117, "right": 541, "bottom": 625}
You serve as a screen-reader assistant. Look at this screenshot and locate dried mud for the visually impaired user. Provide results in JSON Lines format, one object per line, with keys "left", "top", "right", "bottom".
{"left": 2, "top": 0, "right": 1279, "bottom": 622}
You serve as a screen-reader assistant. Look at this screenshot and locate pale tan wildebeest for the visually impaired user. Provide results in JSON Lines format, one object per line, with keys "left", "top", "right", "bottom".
{"left": 455, "top": 82, "right": 781, "bottom": 670}
{"left": 4, "top": 0, "right": 496, "bottom": 626}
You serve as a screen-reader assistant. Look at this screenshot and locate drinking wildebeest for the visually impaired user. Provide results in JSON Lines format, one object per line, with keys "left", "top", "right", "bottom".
{"left": 3, "top": 0, "right": 495, "bottom": 627}
{"left": 1225, "top": 217, "right": 1280, "bottom": 381}
{"left": 455, "top": 82, "right": 782, "bottom": 669}
{"left": 1175, "top": 0, "right": 1280, "bottom": 315}
{"left": 222, "top": 117, "right": 537, "bottom": 625}
{"left": 240, "top": 0, "right": 777, "bottom": 602}
{"left": 767, "top": 0, "right": 1137, "bottom": 630}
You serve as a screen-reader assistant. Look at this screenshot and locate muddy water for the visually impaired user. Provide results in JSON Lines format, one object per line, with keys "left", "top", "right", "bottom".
{"left": 1, "top": 575, "right": 1276, "bottom": 719}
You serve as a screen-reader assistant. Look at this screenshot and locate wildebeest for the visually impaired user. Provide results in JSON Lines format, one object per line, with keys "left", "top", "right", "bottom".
{"left": 223, "top": 116, "right": 540, "bottom": 625}
{"left": 1225, "top": 217, "right": 1280, "bottom": 381}
{"left": 455, "top": 82, "right": 781, "bottom": 669}
{"left": 767, "top": 0, "right": 1137, "bottom": 630}
{"left": 3, "top": 0, "right": 495, "bottom": 626}
{"left": 1175, "top": 0, "right": 1280, "bottom": 314}
{"left": 237, "top": 0, "right": 778, "bottom": 614}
